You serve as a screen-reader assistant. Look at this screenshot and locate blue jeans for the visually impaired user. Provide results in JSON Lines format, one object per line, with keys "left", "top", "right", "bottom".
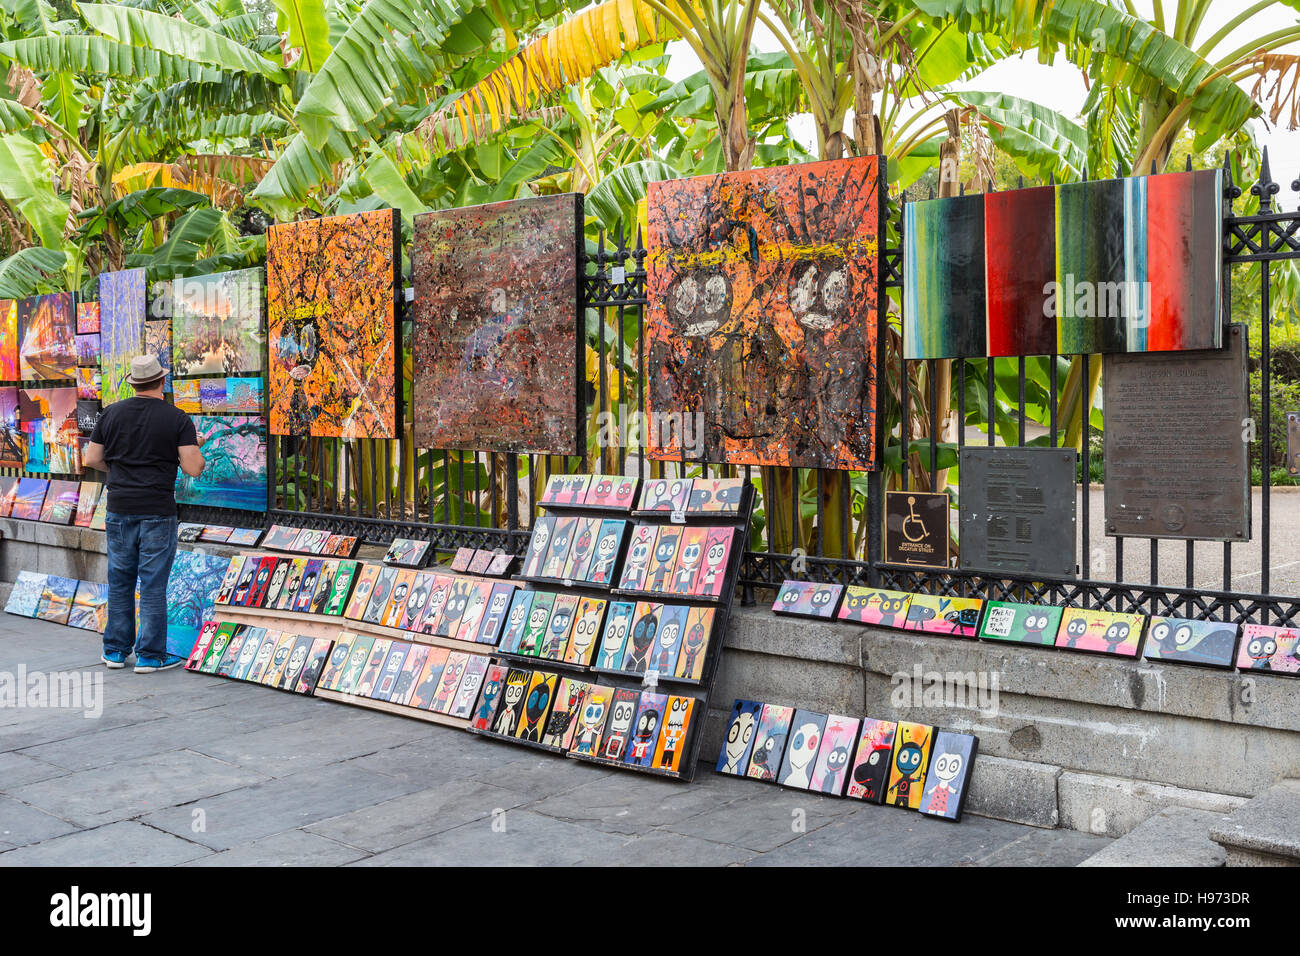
{"left": 104, "top": 512, "right": 178, "bottom": 659}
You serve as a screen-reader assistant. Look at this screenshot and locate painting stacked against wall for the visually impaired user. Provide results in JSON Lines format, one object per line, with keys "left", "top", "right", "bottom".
{"left": 412, "top": 194, "right": 583, "bottom": 455}
{"left": 165, "top": 549, "right": 234, "bottom": 657}
{"left": 99, "top": 268, "right": 148, "bottom": 406}
{"left": 0, "top": 387, "right": 23, "bottom": 468}
{"left": 646, "top": 155, "right": 884, "bottom": 470}
{"left": 18, "top": 292, "right": 76, "bottom": 382}
{"left": 904, "top": 168, "right": 1222, "bottom": 358}
{"left": 175, "top": 415, "right": 267, "bottom": 512}
{"left": 266, "top": 209, "right": 398, "bottom": 438}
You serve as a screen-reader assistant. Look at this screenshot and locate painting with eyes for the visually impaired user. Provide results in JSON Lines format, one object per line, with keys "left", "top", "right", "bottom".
{"left": 716, "top": 699, "right": 763, "bottom": 776}
{"left": 567, "top": 684, "right": 613, "bottom": 756}
{"left": 1143, "top": 616, "right": 1239, "bottom": 668}
{"left": 266, "top": 208, "right": 398, "bottom": 438}
{"left": 919, "top": 731, "right": 978, "bottom": 822}
{"left": 583, "top": 474, "right": 638, "bottom": 509}
{"left": 540, "top": 678, "right": 590, "bottom": 750}
{"left": 845, "top": 718, "right": 896, "bottom": 803}
{"left": 651, "top": 695, "right": 694, "bottom": 773}
{"left": 978, "top": 601, "right": 1064, "bottom": 646}
{"left": 598, "top": 687, "right": 641, "bottom": 762}
{"left": 904, "top": 593, "right": 983, "bottom": 637}
{"left": 1235, "top": 624, "right": 1300, "bottom": 674}
{"left": 885, "top": 721, "right": 933, "bottom": 810}
{"left": 687, "top": 477, "right": 745, "bottom": 514}
{"left": 777, "top": 710, "right": 827, "bottom": 790}
{"left": 637, "top": 478, "right": 692, "bottom": 514}
{"left": 646, "top": 155, "right": 883, "bottom": 470}
{"left": 810, "top": 715, "right": 860, "bottom": 796}
{"left": 1054, "top": 608, "right": 1146, "bottom": 657}
{"left": 746, "top": 703, "right": 794, "bottom": 782}
{"left": 540, "top": 473, "right": 590, "bottom": 506}
{"left": 595, "top": 600, "right": 635, "bottom": 670}
{"left": 771, "top": 580, "right": 844, "bottom": 619}
{"left": 625, "top": 692, "right": 668, "bottom": 768}
{"left": 837, "top": 587, "right": 911, "bottom": 628}
{"left": 472, "top": 663, "right": 510, "bottom": 731}
{"left": 412, "top": 194, "right": 582, "bottom": 454}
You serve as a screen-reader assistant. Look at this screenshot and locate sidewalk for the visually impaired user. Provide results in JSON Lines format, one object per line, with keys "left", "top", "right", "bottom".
{"left": 0, "top": 614, "right": 1111, "bottom": 865}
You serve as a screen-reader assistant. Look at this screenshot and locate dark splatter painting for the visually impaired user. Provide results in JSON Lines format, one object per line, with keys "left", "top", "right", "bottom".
{"left": 266, "top": 209, "right": 398, "bottom": 438}
{"left": 646, "top": 156, "right": 883, "bottom": 470}
{"left": 411, "top": 194, "right": 582, "bottom": 454}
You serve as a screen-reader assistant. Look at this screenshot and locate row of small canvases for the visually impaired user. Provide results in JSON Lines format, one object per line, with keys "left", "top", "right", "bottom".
{"left": 213, "top": 553, "right": 518, "bottom": 645}
{"left": 178, "top": 523, "right": 265, "bottom": 547}
{"left": 473, "top": 664, "right": 697, "bottom": 774}
{"left": 0, "top": 476, "right": 104, "bottom": 528}
{"left": 449, "top": 546, "right": 515, "bottom": 576}
{"left": 716, "top": 700, "right": 978, "bottom": 822}
{"left": 772, "top": 580, "right": 1300, "bottom": 674}
{"left": 498, "top": 589, "right": 714, "bottom": 681}
{"left": 261, "top": 524, "right": 362, "bottom": 557}
{"left": 539, "top": 474, "right": 745, "bottom": 516}
{"left": 13, "top": 162, "right": 1223, "bottom": 485}
{"left": 5, "top": 570, "right": 107, "bottom": 631}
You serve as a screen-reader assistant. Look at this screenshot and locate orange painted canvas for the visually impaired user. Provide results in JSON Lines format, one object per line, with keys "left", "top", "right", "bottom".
{"left": 266, "top": 209, "right": 399, "bottom": 438}
{"left": 645, "top": 156, "right": 883, "bottom": 470}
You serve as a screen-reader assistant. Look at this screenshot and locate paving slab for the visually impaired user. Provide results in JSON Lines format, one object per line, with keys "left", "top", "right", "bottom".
{"left": 0, "top": 751, "right": 68, "bottom": 788}
{"left": 0, "top": 794, "right": 81, "bottom": 847}
{"left": 183, "top": 829, "right": 370, "bottom": 867}
{"left": 1081, "top": 806, "right": 1228, "bottom": 867}
{"left": 975, "top": 826, "right": 1115, "bottom": 866}
{"left": 0, "top": 821, "right": 212, "bottom": 867}
{"left": 663, "top": 784, "right": 860, "bottom": 853}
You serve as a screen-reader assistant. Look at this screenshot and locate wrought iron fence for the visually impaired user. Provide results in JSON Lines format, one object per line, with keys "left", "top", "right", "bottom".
{"left": 181, "top": 155, "right": 1300, "bottom": 627}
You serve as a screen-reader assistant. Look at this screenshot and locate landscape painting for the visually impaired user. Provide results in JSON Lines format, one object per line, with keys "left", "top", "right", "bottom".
{"left": 166, "top": 548, "right": 236, "bottom": 657}
{"left": 266, "top": 209, "right": 398, "bottom": 438}
{"left": 170, "top": 268, "right": 265, "bottom": 376}
{"left": 174, "top": 415, "right": 267, "bottom": 512}
{"left": 412, "top": 194, "right": 582, "bottom": 454}
{"left": 18, "top": 292, "right": 77, "bottom": 381}
{"left": 99, "top": 268, "right": 147, "bottom": 406}
{"left": 646, "top": 156, "right": 883, "bottom": 470}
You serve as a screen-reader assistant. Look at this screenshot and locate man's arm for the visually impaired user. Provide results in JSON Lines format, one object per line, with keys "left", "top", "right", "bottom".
{"left": 82, "top": 441, "right": 107, "bottom": 472}
{"left": 179, "top": 443, "right": 205, "bottom": 478}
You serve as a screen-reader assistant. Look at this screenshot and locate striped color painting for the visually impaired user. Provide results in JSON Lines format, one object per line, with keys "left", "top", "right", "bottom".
{"left": 903, "top": 193, "right": 987, "bottom": 359}
{"left": 985, "top": 185, "right": 1055, "bottom": 356}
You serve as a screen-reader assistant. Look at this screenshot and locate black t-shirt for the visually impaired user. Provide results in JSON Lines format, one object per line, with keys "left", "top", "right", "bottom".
{"left": 89, "top": 397, "right": 198, "bottom": 516}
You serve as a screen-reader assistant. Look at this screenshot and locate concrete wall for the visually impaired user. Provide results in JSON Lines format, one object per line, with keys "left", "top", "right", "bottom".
{"left": 5, "top": 516, "right": 1289, "bottom": 835}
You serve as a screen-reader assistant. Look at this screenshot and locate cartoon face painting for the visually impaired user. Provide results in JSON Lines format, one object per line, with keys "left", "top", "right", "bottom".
{"left": 716, "top": 699, "right": 761, "bottom": 775}
{"left": 919, "top": 731, "right": 978, "bottom": 820}
{"left": 597, "top": 602, "right": 634, "bottom": 669}
{"left": 617, "top": 525, "right": 657, "bottom": 591}
{"left": 777, "top": 711, "right": 826, "bottom": 790}
{"left": 885, "top": 722, "right": 933, "bottom": 809}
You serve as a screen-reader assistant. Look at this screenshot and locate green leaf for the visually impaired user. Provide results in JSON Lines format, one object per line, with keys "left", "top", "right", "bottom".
{"left": 586, "top": 159, "right": 681, "bottom": 232}
{"left": 0, "top": 246, "right": 66, "bottom": 299}
{"left": 0, "top": 34, "right": 214, "bottom": 85}
{"left": 952, "top": 90, "right": 1088, "bottom": 182}
{"left": 79, "top": 3, "right": 289, "bottom": 83}
{"left": 0, "top": 99, "right": 34, "bottom": 133}
{"left": 126, "top": 207, "right": 228, "bottom": 276}
{"left": 271, "top": 0, "right": 333, "bottom": 73}
{"left": 0, "top": 133, "right": 69, "bottom": 249}
{"left": 361, "top": 151, "right": 423, "bottom": 225}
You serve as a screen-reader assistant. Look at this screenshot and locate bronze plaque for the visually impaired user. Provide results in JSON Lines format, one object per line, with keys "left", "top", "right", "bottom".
{"left": 1104, "top": 325, "right": 1250, "bottom": 541}
{"left": 958, "top": 447, "right": 1078, "bottom": 577}
{"left": 884, "top": 490, "right": 951, "bottom": 569}
{"left": 1289, "top": 412, "right": 1300, "bottom": 477}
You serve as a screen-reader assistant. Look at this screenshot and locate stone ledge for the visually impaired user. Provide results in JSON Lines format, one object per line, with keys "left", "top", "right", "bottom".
{"left": 964, "top": 754, "right": 1061, "bottom": 829}
{"left": 1209, "top": 780, "right": 1300, "bottom": 866}
{"left": 1058, "top": 770, "right": 1248, "bottom": 838}
{"left": 1079, "top": 806, "right": 1228, "bottom": 867}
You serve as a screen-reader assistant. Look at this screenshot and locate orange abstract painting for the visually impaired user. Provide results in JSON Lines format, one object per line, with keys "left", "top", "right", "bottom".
{"left": 266, "top": 209, "right": 399, "bottom": 438}
{"left": 645, "top": 156, "right": 883, "bottom": 470}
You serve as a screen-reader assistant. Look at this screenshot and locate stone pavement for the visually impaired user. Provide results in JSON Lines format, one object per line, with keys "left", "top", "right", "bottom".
{"left": 0, "top": 614, "right": 1112, "bottom": 865}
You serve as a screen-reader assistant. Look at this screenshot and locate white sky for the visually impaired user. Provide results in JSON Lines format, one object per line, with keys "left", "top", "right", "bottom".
{"left": 663, "top": 1, "right": 1300, "bottom": 191}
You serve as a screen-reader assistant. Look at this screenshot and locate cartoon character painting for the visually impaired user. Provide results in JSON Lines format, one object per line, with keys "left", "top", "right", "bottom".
{"left": 746, "top": 703, "right": 794, "bottom": 781}
{"left": 625, "top": 692, "right": 667, "bottom": 767}
{"left": 776, "top": 710, "right": 827, "bottom": 790}
{"left": 845, "top": 718, "right": 897, "bottom": 802}
{"left": 715, "top": 699, "right": 762, "bottom": 775}
{"left": 919, "top": 731, "right": 978, "bottom": 821}
{"left": 885, "top": 722, "right": 933, "bottom": 809}
{"left": 809, "top": 715, "right": 860, "bottom": 795}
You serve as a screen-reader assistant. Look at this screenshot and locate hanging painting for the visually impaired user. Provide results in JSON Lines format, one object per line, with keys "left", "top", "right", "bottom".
{"left": 143, "top": 320, "right": 172, "bottom": 391}
{"left": 18, "top": 292, "right": 77, "bottom": 381}
{"left": 266, "top": 209, "right": 398, "bottom": 438}
{"left": 170, "top": 268, "right": 265, "bottom": 376}
{"left": 0, "top": 387, "right": 23, "bottom": 468}
{"left": 0, "top": 298, "right": 17, "bottom": 380}
{"left": 19, "top": 387, "right": 80, "bottom": 473}
{"left": 174, "top": 415, "right": 267, "bottom": 512}
{"left": 99, "top": 268, "right": 147, "bottom": 405}
{"left": 412, "top": 194, "right": 583, "bottom": 454}
{"left": 646, "top": 155, "right": 884, "bottom": 470}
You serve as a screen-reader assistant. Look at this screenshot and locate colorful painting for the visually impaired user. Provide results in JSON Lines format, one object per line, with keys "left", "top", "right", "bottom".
{"left": 837, "top": 586, "right": 912, "bottom": 628}
{"left": 674, "top": 606, "right": 714, "bottom": 680}
{"left": 199, "top": 378, "right": 226, "bottom": 413}
{"left": 596, "top": 687, "right": 639, "bottom": 760}
{"left": 564, "top": 596, "right": 606, "bottom": 665}
{"left": 771, "top": 580, "right": 844, "bottom": 618}
{"left": 0, "top": 476, "right": 14, "bottom": 517}
{"left": 651, "top": 695, "right": 694, "bottom": 773}
{"left": 226, "top": 377, "right": 262, "bottom": 412}
{"left": 11, "top": 477, "right": 48, "bottom": 519}
{"left": 472, "top": 663, "right": 509, "bottom": 730}
{"left": 845, "top": 718, "right": 896, "bottom": 803}
{"left": 20, "top": 387, "right": 79, "bottom": 473}
{"left": 885, "top": 721, "right": 933, "bottom": 810}
{"left": 638, "top": 478, "right": 692, "bottom": 514}
{"left": 143, "top": 320, "right": 172, "bottom": 391}
{"left": 540, "top": 472, "right": 590, "bottom": 506}
{"left": 1236, "top": 624, "right": 1300, "bottom": 674}
{"left": 646, "top": 156, "right": 883, "bottom": 469}
{"left": 920, "top": 731, "right": 978, "bottom": 822}
{"left": 978, "top": 601, "right": 1064, "bottom": 646}
{"left": 567, "top": 684, "right": 612, "bottom": 755}
{"left": 39, "top": 479, "right": 79, "bottom": 524}
{"left": 810, "top": 715, "right": 860, "bottom": 796}
{"left": 77, "top": 300, "right": 100, "bottom": 334}
{"left": 5, "top": 570, "right": 46, "bottom": 616}
{"left": 583, "top": 474, "right": 638, "bottom": 510}
{"left": 616, "top": 524, "right": 657, "bottom": 591}
{"left": 166, "top": 549, "right": 234, "bottom": 657}
{"left": 594, "top": 600, "right": 634, "bottom": 670}
{"left": 172, "top": 378, "right": 199, "bottom": 412}
{"left": 624, "top": 692, "right": 666, "bottom": 767}
{"left": 777, "top": 710, "right": 827, "bottom": 790}
{"left": 715, "top": 699, "right": 762, "bottom": 776}
{"left": 512, "top": 670, "right": 557, "bottom": 740}
{"left": 99, "top": 269, "right": 147, "bottom": 406}
{"left": 18, "top": 292, "right": 76, "bottom": 381}
{"left": 266, "top": 209, "right": 398, "bottom": 438}
{"left": 904, "top": 593, "right": 983, "bottom": 637}
{"left": 1143, "top": 617, "right": 1239, "bottom": 668}
{"left": 175, "top": 415, "right": 267, "bottom": 512}
{"left": 73, "top": 481, "right": 101, "bottom": 527}
{"left": 383, "top": 538, "right": 430, "bottom": 568}
{"left": 540, "top": 678, "right": 589, "bottom": 750}
{"left": 746, "top": 703, "right": 793, "bottom": 781}
{"left": 170, "top": 268, "right": 264, "bottom": 375}
{"left": 412, "top": 194, "right": 582, "bottom": 454}
{"left": 0, "top": 387, "right": 24, "bottom": 468}
{"left": 35, "top": 574, "right": 77, "bottom": 624}
{"left": 75, "top": 334, "right": 100, "bottom": 367}
{"left": 0, "top": 298, "right": 17, "bottom": 379}
{"left": 75, "top": 367, "right": 101, "bottom": 400}
{"left": 1055, "top": 608, "right": 1146, "bottom": 656}
{"left": 687, "top": 477, "right": 744, "bottom": 514}
{"left": 904, "top": 169, "right": 1223, "bottom": 358}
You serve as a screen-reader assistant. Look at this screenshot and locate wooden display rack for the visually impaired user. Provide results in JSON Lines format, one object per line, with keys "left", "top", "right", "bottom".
{"left": 473, "top": 481, "right": 756, "bottom": 782}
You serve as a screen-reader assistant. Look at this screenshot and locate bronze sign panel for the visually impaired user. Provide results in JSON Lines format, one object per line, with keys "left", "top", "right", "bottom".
{"left": 1104, "top": 325, "right": 1250, "bottom": 541}
{"left": 958, "top": 447, "right": 1078, "bottom": 577}
{"left": 884, "top": 490, "right": 951, "bottom": 569}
